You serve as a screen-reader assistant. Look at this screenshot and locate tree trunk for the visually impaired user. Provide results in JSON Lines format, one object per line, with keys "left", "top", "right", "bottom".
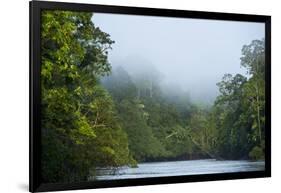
{"left": 255, "top": 83, "right": 262, "bottom": 147}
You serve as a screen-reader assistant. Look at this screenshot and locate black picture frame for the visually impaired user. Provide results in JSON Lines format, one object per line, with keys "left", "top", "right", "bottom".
{"left": 30, "top": 1, "right": 271, "bottom": 192}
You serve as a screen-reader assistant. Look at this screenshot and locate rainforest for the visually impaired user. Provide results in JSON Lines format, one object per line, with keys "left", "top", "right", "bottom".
{"left": 40, "top": 11, "right": 265, "bottom": 183}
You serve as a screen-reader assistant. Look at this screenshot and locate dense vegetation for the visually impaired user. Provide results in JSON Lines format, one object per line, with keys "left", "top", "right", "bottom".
{"left": 41, "top": 11, "right": 265, "bottom": 183}
{"left": 102, "top": 38, "right": 265, "bottom": 162}
{"left": 41, "top": 11, "right": 134, "bottom": 183}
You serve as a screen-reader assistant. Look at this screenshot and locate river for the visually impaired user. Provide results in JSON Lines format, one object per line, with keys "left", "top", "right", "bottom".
{"left": 95, "top": 159, "right": 265, "bottom": 180}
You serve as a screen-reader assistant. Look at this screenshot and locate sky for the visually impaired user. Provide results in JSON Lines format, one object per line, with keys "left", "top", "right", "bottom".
{"left": 92, "top": 13, "right": 265, "bottom": 103}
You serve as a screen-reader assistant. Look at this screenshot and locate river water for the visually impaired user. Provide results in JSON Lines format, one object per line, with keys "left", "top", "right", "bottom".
{"left": 96, "top": 159, "right": 265, "bottom": 180}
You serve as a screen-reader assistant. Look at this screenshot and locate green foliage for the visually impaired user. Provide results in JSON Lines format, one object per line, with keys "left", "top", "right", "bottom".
{"left": 103, "top": 67, "right": 207, "bottom": 161}
{"left": 209, "top": 39, "right": 265, "bottom": 160}
{"left": 41, "top": 11, "right": 131, "bottom": 183}
{"left": 41, "top": 10, "right": 265, "bottom": 183}
{"left": 116, "top": 99, "right": 167, "bottom": 161}
{"left": 102, "top": 38, "right": 265, "bottom": 162}
{"left": 249, "top": 146, "right": 264, "bottom": 160}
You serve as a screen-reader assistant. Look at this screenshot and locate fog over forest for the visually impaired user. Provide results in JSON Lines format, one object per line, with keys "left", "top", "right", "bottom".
{"left": 40, "top": 11, "right": 266, "bottom": 183}
{"left": 93, "top": 13, "right": 264, "bottom": 104}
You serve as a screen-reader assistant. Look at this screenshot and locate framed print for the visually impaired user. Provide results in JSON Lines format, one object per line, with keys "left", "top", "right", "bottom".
{"left": 30, "top": 1, "right": 271, "bottom": 192}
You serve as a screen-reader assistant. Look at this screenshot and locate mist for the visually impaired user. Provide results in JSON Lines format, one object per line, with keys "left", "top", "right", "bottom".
{"left": 92, "top": 13, "right": 265, "bottom": 104}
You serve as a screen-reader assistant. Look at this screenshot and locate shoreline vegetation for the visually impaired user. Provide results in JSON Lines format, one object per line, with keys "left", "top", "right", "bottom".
{"left": 41, "top": 11, "right": 265, "bottom": 183}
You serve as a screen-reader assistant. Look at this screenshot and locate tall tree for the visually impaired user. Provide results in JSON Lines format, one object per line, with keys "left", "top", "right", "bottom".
{"left": 241, "top": 39, "right": 265, "bottom": 159}
{"left": 210, "top": 39, "right": 265, "bottom": 160}
{"left": 41, "top": 10, "right": 131, "bottom": 183}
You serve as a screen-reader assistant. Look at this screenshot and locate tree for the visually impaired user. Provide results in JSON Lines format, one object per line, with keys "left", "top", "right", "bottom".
{"left": 210, "top": 39, "right": 265, "bottom": 160}
{"left": 241, "top": 39, "right": 265, "bottom": 159}
{"left": 41, "top": 10, "right": 131, "bottom": 183}
{"left": 102, "top": 66, "right": 137, "bottom": 101}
